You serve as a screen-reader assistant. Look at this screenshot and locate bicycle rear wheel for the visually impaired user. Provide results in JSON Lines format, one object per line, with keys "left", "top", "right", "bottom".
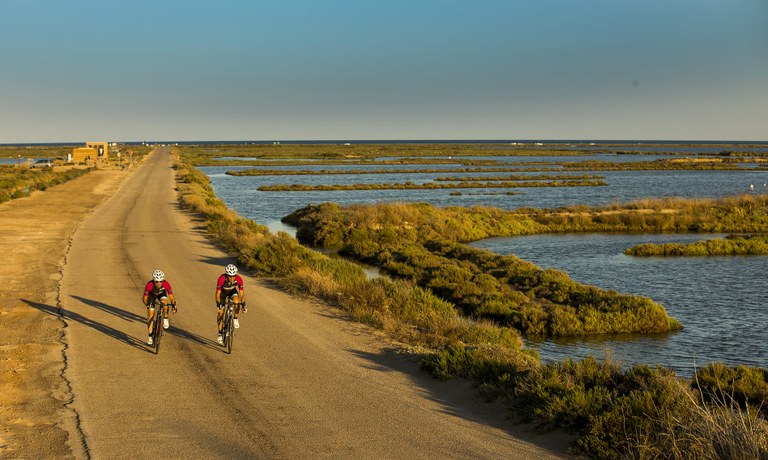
{"left": 225, "top": 312, "right": 234, "bottom": 354}
{"left": 153, "top": 308, "right": 163, "bottom": 354}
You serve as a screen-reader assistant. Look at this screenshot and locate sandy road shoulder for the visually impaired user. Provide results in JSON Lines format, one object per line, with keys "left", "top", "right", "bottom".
{"left": 0, "top": 168, "right": 134, "bottom": 458}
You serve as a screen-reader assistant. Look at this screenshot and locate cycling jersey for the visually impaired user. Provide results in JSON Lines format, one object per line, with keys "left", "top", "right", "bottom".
{"left": 144, "top": 280, "right": 173, "bottom": 297}
{"left": 216, "top": 274, "right": 243, "bottom": 293}
{"left": 216, "top": 274, "right": 243, "bottom": 306}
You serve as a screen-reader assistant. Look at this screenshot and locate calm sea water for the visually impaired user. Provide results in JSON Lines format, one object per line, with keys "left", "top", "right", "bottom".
{"left": 0, "top": 158, "right": 31, "bottom": 165}
{"left": 204, "top": 151, "right": 768, "bottom": 377}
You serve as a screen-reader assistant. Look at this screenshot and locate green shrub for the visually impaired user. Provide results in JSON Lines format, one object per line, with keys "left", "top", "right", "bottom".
{"left": 695, "top": 363, "right": 768, "bottom": 416}
{"left": 421, "top": 343, "right": 535, "bottom": 383}
{"left": 247, "top": 232, "right": 309, "bottom": 277}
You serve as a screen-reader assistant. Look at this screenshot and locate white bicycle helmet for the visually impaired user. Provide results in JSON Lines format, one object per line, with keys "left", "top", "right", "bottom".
{"left": 152, "top": 269, "right": 165, "bottom": 282}
{"left": 225, "top": 264, "right": 238, "bottom": 276}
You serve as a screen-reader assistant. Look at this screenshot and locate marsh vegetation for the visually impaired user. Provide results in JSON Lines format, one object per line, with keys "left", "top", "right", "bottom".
{"left": 625, "top": 233, "right": 768, "bottom": 256}
{"left": 0, "top": 144, "right": 79, "bottom": 161}
{"left": 172, "top": 143, "right": 768, "bottom": 459}
{"left": 0, "top": 164, "right": 94, "bottom": 203}
{"left": 174, "top": 141, "right": 768, "bottom": 167}
{"left": 283, "top": 202, "right": 681, "bottom": 337}
{"left": 257, "top": 179, "right": 607, "bottom": 192}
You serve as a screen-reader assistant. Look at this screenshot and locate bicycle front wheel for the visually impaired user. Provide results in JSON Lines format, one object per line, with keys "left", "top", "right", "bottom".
{"left": 226, "top": 314, "right": 234, "bottom": 354}
{"left": 154, "top": 312, "right": 163, "bottom": 354}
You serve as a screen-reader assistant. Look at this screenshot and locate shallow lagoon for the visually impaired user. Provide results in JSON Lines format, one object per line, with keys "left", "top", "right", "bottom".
{"left": 204, "top": 152, "right": 768, "bottom": 377}
{"left": 471, "top": 233, "right": 767, "bottom": 378}
{"left": 203, "top": 156, "right": 768, "bottom": 233}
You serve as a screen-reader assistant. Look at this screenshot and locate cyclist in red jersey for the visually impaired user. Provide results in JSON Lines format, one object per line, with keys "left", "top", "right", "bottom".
{"left": 215, "top": 264, "right": 246, "bottom": 345}
{"left": 142, "top": 269, "right": 177, "bottom": 345}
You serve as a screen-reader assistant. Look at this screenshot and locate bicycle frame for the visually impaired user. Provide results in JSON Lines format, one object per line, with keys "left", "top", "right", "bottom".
{"left": 222, "top": 298, "right": 235, "bottom": 354}
{"left": 150, "top": 299, "right": 165, "bottom": 354}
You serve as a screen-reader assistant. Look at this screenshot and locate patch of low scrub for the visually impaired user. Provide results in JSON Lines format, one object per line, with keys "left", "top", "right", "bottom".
{"left": 695, "top": 363, "right": 768, "bottom": 417}
{"left": 0, "top": 165, "right": 94, "bottom": 204}
{"left": 423, "top": 346, "right": 768, "bottom": 459}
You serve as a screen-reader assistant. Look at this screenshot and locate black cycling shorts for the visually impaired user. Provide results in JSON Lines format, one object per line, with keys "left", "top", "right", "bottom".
{"left": 147, "top": 293, "right": 169, "bottom": 308}
{"left": 218, "top": 290, "right": 239, "bottom": 308}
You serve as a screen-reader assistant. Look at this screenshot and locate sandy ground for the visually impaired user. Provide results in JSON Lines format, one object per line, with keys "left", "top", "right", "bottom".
{"left": 0, "top": 167, "right": 133, "bottom": 458}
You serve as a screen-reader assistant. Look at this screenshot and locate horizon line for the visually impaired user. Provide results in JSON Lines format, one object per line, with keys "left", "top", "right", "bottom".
{"left": 2, "top": 138, "right": 768, "bottom": 146}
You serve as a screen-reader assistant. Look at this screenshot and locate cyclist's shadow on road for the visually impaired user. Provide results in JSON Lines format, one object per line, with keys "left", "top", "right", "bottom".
{"left": 195, "top": 253, "right": 239, "bottom": 270}
{"left": 23, "top": 298, "right": 149, "bottom": 352}
{"left": 25, "top": 297, "right": 225, "bottom": 353}
{"left": 165, "top": 327, "right": 224, "bottom": 352}
{"left": 69, "top": 296, "right": 221, "bottom": 350}
{"left": 70, "top": 295, "right": 145, "bottom": 322}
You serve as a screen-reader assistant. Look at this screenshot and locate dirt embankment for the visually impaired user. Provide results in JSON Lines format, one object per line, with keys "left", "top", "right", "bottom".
{"left": 0, "top": 167, "right": 134, "bottom": 458}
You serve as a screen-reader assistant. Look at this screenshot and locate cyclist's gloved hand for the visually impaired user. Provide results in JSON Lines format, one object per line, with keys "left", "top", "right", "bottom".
{"left": 171, "top": 302, "right": 177, "bottom": 313}
{"left": 242, "top": 302, "right": 247, "bottom": 313}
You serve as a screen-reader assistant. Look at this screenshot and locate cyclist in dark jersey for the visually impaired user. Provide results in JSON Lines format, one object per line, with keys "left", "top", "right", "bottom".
{"left": 142, "top": 269, "right": 177, "bottom": 345}
{"left": 215, "top": 264, "right": 246, "bottom": 345}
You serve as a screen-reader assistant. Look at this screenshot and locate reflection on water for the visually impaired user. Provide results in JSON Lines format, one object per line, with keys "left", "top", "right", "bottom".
{"left": 471, "top": 233, "right": 768, "bottom": 378}
{"left": 264, "top": 219, "right": 297, "bottom": 237}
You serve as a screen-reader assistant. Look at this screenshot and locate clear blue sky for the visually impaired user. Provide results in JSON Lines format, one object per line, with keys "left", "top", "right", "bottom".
{"left": 1, "top": 0, "right": 766, "bottom": 143}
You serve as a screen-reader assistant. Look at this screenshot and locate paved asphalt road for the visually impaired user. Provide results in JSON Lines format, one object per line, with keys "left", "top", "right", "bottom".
{"left": 59, "top": 147, "right": 571, "bottom": 459}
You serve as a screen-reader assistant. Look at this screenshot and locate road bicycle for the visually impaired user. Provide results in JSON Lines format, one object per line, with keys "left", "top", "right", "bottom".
{"left": 221, "top": 298, "right": 238, "bottom": 354}
{"left": 219, "top": 298, "right": 245, "bottom": 354}
{"left": 149, "top": 299, "right": 166, "bottom": 354}
{"left": 149, "top": 299, "right": 175, "bottom": 354}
